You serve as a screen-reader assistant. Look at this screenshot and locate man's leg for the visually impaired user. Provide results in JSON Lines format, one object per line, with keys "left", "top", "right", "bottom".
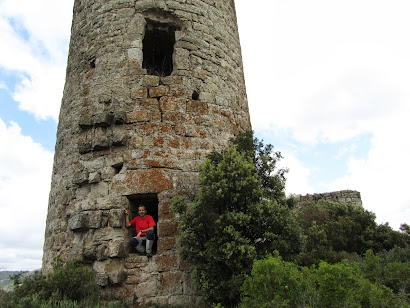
{"left": 136, "top": 236, "right": 146, "bottom": 253}
{"left": 129, "top": 237, "right": 138, "bottom": 249}
{"left": 145, "top": 230, "right": 155, "bottom": 255}
{"left": 130, "top": 236, "right": 146, "bottom": 253}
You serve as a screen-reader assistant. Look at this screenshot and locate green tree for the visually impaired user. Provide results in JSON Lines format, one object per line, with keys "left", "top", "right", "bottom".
{"left": 241, "top": 253, "right": 408, "bottom": 308}
{"left": 296, "top": 200, "right": 410, "bottom": 266}
{"left": 171, "top": 131, "right": 302, "bottom": 306}
{"left": 240, "top": 252, "right": 317, "bottom": 308}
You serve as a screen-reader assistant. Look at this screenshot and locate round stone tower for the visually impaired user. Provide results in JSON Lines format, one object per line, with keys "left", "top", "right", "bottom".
{"left": 42, "top": 0, "right": 251, "bottom": 305}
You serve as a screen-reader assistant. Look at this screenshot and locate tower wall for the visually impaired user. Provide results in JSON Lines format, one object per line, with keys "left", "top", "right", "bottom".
{"left": 42, "top": 0, "right": 250, "bottom": 305}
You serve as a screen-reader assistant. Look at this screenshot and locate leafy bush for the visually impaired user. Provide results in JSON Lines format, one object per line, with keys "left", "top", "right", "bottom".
{"left": 171, "top": 131, "right": 302, "bottom": 307}
{"left": 240, "top": 252, "right": 317, "bottom": 308}
{"left": 11, "top": 261, "right": 97, "bottom": 306}
{"left": 240, "top": 254, "right": 408, "bottom": 308}
{"left": 0, "top": 260, "right": 127, "bottom": 308}
{"left": 296, "top": 200, "right": 410, "bottom": 266}
{"left": 356, "top": 249, "right": 410, "bottom": 299}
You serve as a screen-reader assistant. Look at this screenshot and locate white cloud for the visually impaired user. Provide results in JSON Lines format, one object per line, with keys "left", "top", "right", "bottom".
{"left": 0, "top": 0, "right": 73, "bottom": 121}
{"left": 236, "top": 0, "right": 410, "bottom": 228}
{"left": 0, "top": 118, "right": 53, "bottom": 270}
{"left": 327, "top": 114, "right": 410, "bottom": 229}
{"left": 237, "top": 0, "right": 410, "bottom": 143}
{"left": 278, "top": 151, "right": 315, "bottom": 196}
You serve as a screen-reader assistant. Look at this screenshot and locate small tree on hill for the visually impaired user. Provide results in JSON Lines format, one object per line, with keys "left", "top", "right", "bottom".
{"left": 171, "top": 131, "right": 302, "bottom": 306}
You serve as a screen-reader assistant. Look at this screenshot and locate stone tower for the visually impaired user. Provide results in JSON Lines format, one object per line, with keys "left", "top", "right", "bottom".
{"left": 42, "top": 0, "right": 251, "bottom": 305}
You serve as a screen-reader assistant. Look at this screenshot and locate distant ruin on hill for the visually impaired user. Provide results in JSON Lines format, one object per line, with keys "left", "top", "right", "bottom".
{"left": 295, "top": 190, "right": 363, "bottom": 207}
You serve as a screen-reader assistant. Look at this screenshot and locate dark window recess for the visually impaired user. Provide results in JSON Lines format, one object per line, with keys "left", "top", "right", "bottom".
{"left": 192, "top": 91, "right": 200, "bottom": 100}
{"left": 126, "top": 193, "right": 159, "bottom": 253}
{"left": 143, "top": 23, "right": 176, "bottom": 76}
{"left": 89, "top": 57, "right": 96, "bottom": 69}
{"left": 112, "top": 162, "right": 123, "bottom": 174}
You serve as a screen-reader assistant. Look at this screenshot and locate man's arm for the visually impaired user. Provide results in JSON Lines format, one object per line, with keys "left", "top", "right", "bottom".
{"left": 123, "top": 209, "right": 131, "bottom": 227}
{"left": 140, "top": 226, "right": 154, "bottom": 233}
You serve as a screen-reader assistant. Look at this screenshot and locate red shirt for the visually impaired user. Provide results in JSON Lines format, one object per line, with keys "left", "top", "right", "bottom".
{"left": 129, "top": 215, "right": 156, "bottom": 235}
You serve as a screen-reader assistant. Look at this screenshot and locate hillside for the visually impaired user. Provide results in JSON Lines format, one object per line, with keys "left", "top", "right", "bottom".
{"left": 0, "top": 271, "right": 31, "bottom": 292}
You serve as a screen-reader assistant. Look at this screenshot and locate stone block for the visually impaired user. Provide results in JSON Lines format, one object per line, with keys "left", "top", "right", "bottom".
{"left": 89, "top": 172, "right": 101, "bottom": 183}
{"left": 101, "top": 166, "right": 117, "bottom": 180}
{"left": 89, "top": 181, "right": 109, "bottom": 199}
{"left": 156, "top": 253, "right": 178, "bottom": 272}
{"left": 131, "top": 87, "right": 148, "bottom": 99}
{"left": 112, "top": 169, "right": 173, "bottom": 195}
{"left": 93, "top": 228, "right": 122, "bottom": 243}
{"left": 137, "top": 280, "right": 160, "bottom": 298}
{"left": 149, "top": 85, "right": 169, "bottom": 97}
{"left": 92, "top": 130, "right": 111, "bottom": 151}
{"left": 104, "top": 259, "right": 126, "bottom": 285}
{"left": 72, "top": 170, "right": 89, "bottom": 185}
{"left": 94, "top": 113, "right": 114, "bottom": 127}
{"left": 125, "top": 255, "right": 147, "bottom": 269}
{"left": 108, "top": 239, "right": 126, "bottom": 257}
{"left": 173, "top": 48, "right": 190, "bottom": 70}
{"left": 129, "top": 110, "right": 150, "bottom": 122}
{"left": 83, "top": 243, "right": 97, "bottom": 260}
{"left": 96, "top": 244, "right": 108, "bottom": 261}
{"left": 143, "top": 75, "right": 160, "bottom": 87}
{"left": 78, "top": 141, "right": 92, "bottom": 154}
{"left": 88, "top": 211, "right": 103, "bottom": 228}
{"left": 113, "top": 111, "right": 127, "bottom": 124}
{"left": 162, "top": 111, "right": 182, "bottom": 124}
{"left": 160, "top": 272, "right": 183, "bottom": 295}
{"left": 187, "top": 100, "right": 208, "bottom": 114}
{"left": 127, "top": 48, "right": 143, "bottom": 62}
{"left": 109, "top": 209, "right": 124, "bottom": 228}
{"left": 112, "top": 129, "right": 129, "bottom": 146}
{"left": 96, "top": 272, "right": 109, "bottom": 287}
{"left": 79, "top": 114, "right": 93, "bottom": 128}
{"left": 160, "top": 96, "right": 178, "bottom": 111}
{"left": 157, "top": 237, "right": 176, "bottom": 252}
{"left": 158, "top": 221, "right": 178, "bottom": 237}
{"left": 68, "top": 214, "right": 89, "bottom": 232}
{"left": 169, "top": 85, "right": 185, "bottom": 97}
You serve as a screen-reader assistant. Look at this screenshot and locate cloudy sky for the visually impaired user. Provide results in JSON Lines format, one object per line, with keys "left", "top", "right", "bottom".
{"left": 0, "top": 0, "right": 409, "bottom": 271}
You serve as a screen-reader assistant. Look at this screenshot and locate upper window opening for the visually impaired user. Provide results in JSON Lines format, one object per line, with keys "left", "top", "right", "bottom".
{"left": 143, "top": 22, "right": 176, "bottom": 76}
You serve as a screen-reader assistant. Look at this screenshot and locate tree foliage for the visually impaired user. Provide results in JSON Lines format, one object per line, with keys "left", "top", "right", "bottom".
{"left": 296, "top": 200, "right": 410, "bottom": 266}
{"left": 241, "top": 253, "right": 408, "bottom": 308}
{"left": 0, "top": 261, "right": 126, "bottom": 308}
{"left": 171, "top": 131, "right": 302, "bottom": 306}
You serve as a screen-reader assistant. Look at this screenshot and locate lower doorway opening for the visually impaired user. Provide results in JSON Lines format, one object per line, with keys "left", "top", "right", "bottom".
{"left": 126, "top": 193, "right": 158, "bottom": 254}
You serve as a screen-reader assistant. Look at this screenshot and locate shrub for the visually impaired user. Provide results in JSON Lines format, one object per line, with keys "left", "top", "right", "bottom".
{"left": 6, "top": 260, "right": 110, "bottom": 308}
{"left": 171, "top": 131, "right": 302, "bottom": 307}
{"left": 240, "top": 254, "right": 409, "bottom": 308}
{"left": 240, "top": 252, "right": 316, "bottom": 308}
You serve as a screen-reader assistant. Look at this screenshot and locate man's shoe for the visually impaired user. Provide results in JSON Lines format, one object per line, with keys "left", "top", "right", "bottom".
{"left": 146, "top": 252, "right": 152, "bottom": 258}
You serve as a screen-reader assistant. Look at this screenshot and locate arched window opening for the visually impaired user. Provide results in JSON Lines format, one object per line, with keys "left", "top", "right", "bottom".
{"left": 143, "top": 22, "right": 176, "bottom": 76}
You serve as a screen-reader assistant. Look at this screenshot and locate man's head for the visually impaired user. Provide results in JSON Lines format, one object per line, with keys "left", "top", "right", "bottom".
{"left": 138, "top": 205, "right": 147, "bottom": 218}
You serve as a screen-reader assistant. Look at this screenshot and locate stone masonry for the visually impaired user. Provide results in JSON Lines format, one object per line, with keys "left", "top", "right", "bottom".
{"left": 42, "top": 0, "right": 251, "bottom": 306}
{"left": 295, "top": 190, "right": 363, "bottom": 207}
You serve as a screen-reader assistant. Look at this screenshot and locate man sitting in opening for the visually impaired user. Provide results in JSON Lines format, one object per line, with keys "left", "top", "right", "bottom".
{"left": 124, "top": 205, "right": 156, "bottom": 257}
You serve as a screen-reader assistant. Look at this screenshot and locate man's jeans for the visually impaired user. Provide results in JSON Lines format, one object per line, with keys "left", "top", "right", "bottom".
{"left": 129, "top": 230, "right": 155, "bottom": 254}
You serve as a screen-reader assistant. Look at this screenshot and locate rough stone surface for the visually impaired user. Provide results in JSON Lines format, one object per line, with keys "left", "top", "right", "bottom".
{"left": 295, "top": 190, "right": 363, "bottom": 207}
{"left": 42, "top": 0, "right": 250, "bottom": 306}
